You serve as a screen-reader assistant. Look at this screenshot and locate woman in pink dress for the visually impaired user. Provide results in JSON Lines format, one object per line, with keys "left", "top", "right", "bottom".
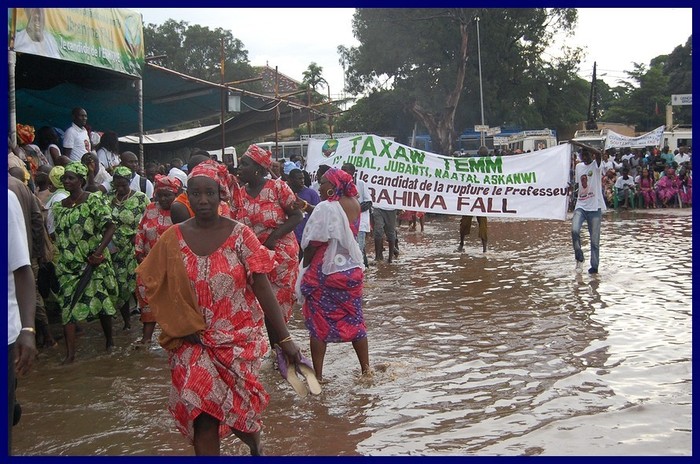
{"left": 136, "top": 160, "right": 302, "bottom": 456}
{"left": 635, "top": 167, "right": 656, "bottom": 208}
{"left": 300, "top": 168, "right": 369, "bottom": 381}
{"left": 231, "top": 145, "right": 302, "bottom": 344}
{"left": 134, "top": 174, "right": 182, "bottom": 344}
{"left": 655, "top": 166, "right": 681, "bottom": 207}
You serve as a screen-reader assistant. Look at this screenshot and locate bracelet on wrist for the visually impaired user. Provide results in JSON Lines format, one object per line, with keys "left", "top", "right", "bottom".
{"left": 278, "top": 335, "right": 293, "bottom": 344}
{"left": 20, "top": 327, "right": 35, "bottom": 334}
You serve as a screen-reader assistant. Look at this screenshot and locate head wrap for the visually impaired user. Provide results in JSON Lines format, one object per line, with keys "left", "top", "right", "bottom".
{"left": 16, "top": 124, "right": 35, "bottom": 145}
{"left": 65, "top": 161, "right": 88, "bottom": 178}
{"left": 187, "top": 159, "right": 231, "bottom": 201}
{"left": 168, "top": 167, "right": 188, "bottom": 190}
{"left": 243, "top": 144, "right": 272, "bottom": 169}
{"left": 49, "top": 166, "right": 65, "bottom": 189}
{"left": 323, "top": 167, "right": 357, "bottom": 202}
{"left": 283, "top": 160, "right": 297, "bottom": 176}
{"left": 112, "top": 165, "right": 132, "bottom": 179}
{"left": 154, "top": 174, "right": 182, "bottom": 194}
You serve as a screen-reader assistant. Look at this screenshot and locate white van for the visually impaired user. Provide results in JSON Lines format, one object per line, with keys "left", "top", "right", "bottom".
{"left": 662, "top": 125, "right": 692, "bottom": 150}
{"left": 500, "top": 129, "right": 558, "bottom": 152}
{"left": 571, "top": 128, "right": 608, "bottom": 151}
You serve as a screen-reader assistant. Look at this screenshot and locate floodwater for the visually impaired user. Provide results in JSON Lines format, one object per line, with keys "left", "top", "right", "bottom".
{"left": 13, "top": 210, "right": 692, "bottom": 456}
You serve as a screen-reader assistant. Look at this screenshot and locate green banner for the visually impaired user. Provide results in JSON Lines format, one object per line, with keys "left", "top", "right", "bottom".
{"left": 11, "top": 8, "right": 144, "bottom": 77}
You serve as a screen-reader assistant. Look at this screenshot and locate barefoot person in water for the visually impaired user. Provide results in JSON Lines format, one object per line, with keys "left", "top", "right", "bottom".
{"left": 50, "top": 162, "right": 118, "bottom": 363}
{"left": 299, "top": 168, "right": 370, "bottom": 381}
{"left": 137, "top": 160, "right": 303, "bottom": 456}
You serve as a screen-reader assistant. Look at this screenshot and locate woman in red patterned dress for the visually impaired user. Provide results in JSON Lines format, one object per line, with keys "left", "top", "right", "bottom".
{"left": 134, "top": 174, "right": 182, "bottom": 344}
{"left": 231, "top": 145, "right": 302, "bottom": 345}
{"left": 136, "top": 160, "right": 302, "bottom": 455}
{"left": 300, "top": 168, "right": 369, "bottom": 381}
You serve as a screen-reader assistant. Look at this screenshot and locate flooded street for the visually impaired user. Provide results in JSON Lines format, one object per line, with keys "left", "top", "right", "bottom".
{"left": 13, "top": 209, "right": 692, "bottom": 456}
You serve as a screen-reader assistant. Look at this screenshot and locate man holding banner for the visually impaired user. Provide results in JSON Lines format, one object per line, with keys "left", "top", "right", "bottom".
{"left": 571, "top": 142, "right": 606, "bottom": 274}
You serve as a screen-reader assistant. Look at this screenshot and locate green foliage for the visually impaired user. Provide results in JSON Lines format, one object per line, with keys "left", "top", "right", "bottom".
{"left": 664, "top": 35, "right": 692, "bottom": 125}
{"left": 143, "top": 19, "right": 260, "bottom": 90}
{"left": 601, "top": 62, "right": 671, "bottom": 131}
{"left": 334, "top": 89, "right": 415, "bottom": 141}
{"left": 343, "top": 8, "right": 580, "bottom": 152}
{"left": 301, "top": 62, "right": 328, "bottom": 93}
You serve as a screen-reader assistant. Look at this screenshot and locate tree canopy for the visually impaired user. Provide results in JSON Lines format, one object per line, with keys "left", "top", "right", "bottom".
{"left": 338, "top": 9, "right": 691, "bottom": 147}
{"left": 143, "top": 19, "right": 260, "bottom": 90}
{"left": 340, "top": 8, "right": 580, "bottom": 154}
{"left": 600, "top": 35, "right": 692, "bottom": 131}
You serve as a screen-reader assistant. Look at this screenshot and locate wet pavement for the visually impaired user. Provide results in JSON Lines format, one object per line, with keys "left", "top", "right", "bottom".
{"left": 12, "top": 209, "right": 692, "bottom": 456}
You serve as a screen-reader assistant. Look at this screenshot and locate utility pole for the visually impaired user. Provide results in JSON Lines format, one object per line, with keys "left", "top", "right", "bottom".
{"left": 585, "top": 62, "right": 599, "bottom": 130}
{"left": 476, "top": 16, "right": 486, "bottom": 147}
{"left": 220, "top": 37, "right": 226, "bottom": 158}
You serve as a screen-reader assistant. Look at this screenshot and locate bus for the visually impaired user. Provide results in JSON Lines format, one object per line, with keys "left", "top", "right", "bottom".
{"left": 571, "top": 128, "right": 608, "bottom": 151}
{"left": 571, "top": 126, "right": 692, "bottom": 152}
{"left": 413, "top": 128, "right": 557, "bottom": 155}
{"left": 256, "top": 132, "right": 368, "bottom": 162}
{"left": 493, "top": 129, "right": 558, "bottom": 153}
{"left": 256, "top": 140, "right": 307, "bottom": 161}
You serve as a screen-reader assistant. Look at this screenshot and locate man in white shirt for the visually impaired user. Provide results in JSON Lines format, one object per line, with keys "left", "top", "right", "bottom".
{"left": 13, "top": 8, "right": 60, "bottom": 59}
{"left": 7, "top": 190, "right": 37, "bottom": 450}
{"left": 674, "top": 145, "right": 691, "bottom": 166}
{"left": 614, "top": 166, "right": 636, "bottom": 209}
{"left": 571, "top": 142, "right": 606, "bottom": 274}
{"left": 62, "top": 108, "right": 91, "bottom": 161}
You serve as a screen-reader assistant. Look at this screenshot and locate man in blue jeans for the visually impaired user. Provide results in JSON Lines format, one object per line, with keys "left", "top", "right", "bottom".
{"left": 571, "top": 141, "right": 606, "bottom": 274}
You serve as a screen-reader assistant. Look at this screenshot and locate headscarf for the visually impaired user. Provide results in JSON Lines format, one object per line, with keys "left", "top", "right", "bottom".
{"left": 49, "top": 166, "right": 65, "bottom": 189}
{"left": 168, "top": 167, "right": 188, "bottom": 190}
{"left": 283, "top": 160, "right": 297, "bottom": 176}
{"left": 16, "top": 124, "right": 35, "bottom": 145}
{"left": 323, "top": 167, "right": 357, "bottom": 202}
{"left": 187, "top": 159, "right": 231, "bottom": 201}
{"left": 243, "top": 144, "right": 272, "bottom": 170}
{"left": 65, "top": 161, "right": 88, "bottom": 178}
{"left": 154, "top": 174, "right": 182, "bottom": 194}
{"left": 112, "top": 165, "right": 132, "bottom": 180}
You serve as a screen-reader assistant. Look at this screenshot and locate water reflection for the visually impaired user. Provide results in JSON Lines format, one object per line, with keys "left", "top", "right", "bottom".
{"left": 13, "top": 210, "right": 692, "bottom": 456}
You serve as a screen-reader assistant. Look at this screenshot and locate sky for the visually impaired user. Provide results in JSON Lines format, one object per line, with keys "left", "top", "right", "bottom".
{"left": 137, "top": 8, "right": 693, "bottom": 98}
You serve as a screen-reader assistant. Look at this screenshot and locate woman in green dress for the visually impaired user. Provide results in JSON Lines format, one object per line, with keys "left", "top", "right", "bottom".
{"left": 51, "top": 162, "right": 118, "bottom": 363}
{"left": 106, "top": 166, "right": 149, "bottom": 330}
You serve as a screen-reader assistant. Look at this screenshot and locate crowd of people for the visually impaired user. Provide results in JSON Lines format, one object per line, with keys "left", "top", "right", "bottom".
{"left": 569, "top": 140, "right": 692, "bottom": 276}
{"left": 7, "top": 109, "right": 373, "bottom": 455}
{"left": 584, "top": 144, "right": 692, "bottom": 210}
{"left": 8, "top": 109, "right": 692, "bottom": 454}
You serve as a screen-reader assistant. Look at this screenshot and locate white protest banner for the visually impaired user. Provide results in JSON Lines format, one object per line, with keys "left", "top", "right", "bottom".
{"left": 604, "top": 125, "right": 665, "bottom": 149}
{"left": 306, "top": 135, "right": 571, "bottom": 220}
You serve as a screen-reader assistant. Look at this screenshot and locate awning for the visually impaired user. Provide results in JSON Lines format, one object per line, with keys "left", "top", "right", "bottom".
{"left": 119, "top": 99, "right": 320, "bottom": 152}
{"left": 14, "top": 56, "right": 324, "bottom": 143}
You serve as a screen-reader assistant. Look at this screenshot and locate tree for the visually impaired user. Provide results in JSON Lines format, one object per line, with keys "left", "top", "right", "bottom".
{"left": 343, "top": 8, "right": 579, "bottom": 154}
{"left": 302, "top": 62, "right": 328, "bottom": 94}
{"left": 334, "top": 89, "right": 415, "bottom": 142}
{"left": 664, "top": 35, "right": 692, "bottom": 125}
{"left": 143, "top": 20, "right": 259, "bottom": 88}
{"left": 602, "top": 62, "right": 669, "bottom": 131}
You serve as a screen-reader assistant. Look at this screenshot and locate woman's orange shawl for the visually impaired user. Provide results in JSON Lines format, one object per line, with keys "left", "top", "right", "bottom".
{"left": 135, "top": 226, "right": 206, "bottom": 350}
